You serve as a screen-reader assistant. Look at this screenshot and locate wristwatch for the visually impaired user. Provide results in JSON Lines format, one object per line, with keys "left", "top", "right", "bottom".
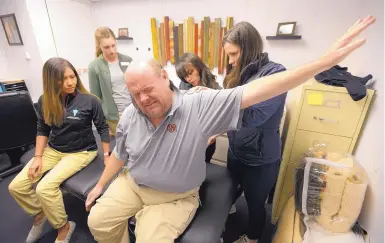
{"left": 104, "top": 152, "right": 111, "bottom": 156}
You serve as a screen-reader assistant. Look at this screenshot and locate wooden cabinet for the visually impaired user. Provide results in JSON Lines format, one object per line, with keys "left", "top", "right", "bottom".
{"left": 271, "top": 82, "right": 374, "bottom": 224}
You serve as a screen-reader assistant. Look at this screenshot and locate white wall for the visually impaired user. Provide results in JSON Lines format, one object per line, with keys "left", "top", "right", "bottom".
{"left": 0, "top": 0, "right": 92, "bottom": 99}
{"left": 26, "top": 0, "right": 57, "bottom": 63}
{"left": 0, "top": 47, "right": 10, "bottom": 80}
{"left": 90, "top": 0, "right": 384, "bottom": 241}
{"left": 0, "top": 0, "right": 45, "bottom": 101}
{"left": 45, "top": 0, "right": 95, "bottom": 89}
{"left": 353, "top": 2, "right": 384, "bottom": 237}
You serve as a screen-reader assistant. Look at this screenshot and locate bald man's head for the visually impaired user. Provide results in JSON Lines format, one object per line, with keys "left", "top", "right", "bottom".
{"left": 124, "top": 58, "right": 174, "bottom": 120}
{"left": 125, "top": 59, "right": 164, "bottom": 79}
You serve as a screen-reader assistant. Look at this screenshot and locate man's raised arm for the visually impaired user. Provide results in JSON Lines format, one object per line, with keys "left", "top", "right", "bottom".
{"left": 241, "top": 16, "right": 375, "bottom": 109}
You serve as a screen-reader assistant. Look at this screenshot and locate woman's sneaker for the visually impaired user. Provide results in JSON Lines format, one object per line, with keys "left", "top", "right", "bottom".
{"left": 54, "top": 221, "right": 76, "bottom": 243}
{"left": 229, "top": 204, "right": 237, "bottom": 214}
{"left": 26, "top": 217, "right": 47, "bottom": 243}
{"left": 233, "top": 235, "right": 249, "bottom": 243}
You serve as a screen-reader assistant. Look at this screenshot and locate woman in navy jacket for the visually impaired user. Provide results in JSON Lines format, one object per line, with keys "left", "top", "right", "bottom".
{"left": 223, "top": 22, "right": 287, "bottom": 243}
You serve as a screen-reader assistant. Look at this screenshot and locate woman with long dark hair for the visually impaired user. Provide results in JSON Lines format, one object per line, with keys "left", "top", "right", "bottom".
{"left": 223, "top": 22, "right": 287, "bottom": 243}
{"left": 176, "top": 52, "right": 220, "bottom": 162}
{"left": 176, "top": 52, "right": 220, "bottom": 90}
{"left": 8, "top": 58, "right": 110, "bottom": 243}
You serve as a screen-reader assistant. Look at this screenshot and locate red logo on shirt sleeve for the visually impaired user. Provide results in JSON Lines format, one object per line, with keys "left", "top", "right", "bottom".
{"left": 167, "top": 124, "right": 177, "bottom": 133}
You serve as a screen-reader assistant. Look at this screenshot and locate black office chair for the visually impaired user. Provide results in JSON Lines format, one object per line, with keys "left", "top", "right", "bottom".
{"left": 0, "top": 91, "right": 37, "bottom": 181}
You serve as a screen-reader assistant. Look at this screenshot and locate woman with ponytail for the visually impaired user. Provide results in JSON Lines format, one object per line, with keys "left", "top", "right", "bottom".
{"left": 88, "top": 27, "right": 133, "bottom": 136}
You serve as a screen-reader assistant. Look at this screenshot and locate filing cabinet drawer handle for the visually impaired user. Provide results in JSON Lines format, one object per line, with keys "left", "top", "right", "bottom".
{"left": 324, "top": 100, "right": 340, "bottom": 108}
{"left": 313, "top": 116, "right": 339, "bottom": 124}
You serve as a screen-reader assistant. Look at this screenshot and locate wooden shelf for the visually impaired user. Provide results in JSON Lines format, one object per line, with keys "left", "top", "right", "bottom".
{"left": 266, "top": 35, "right": 302, "bottom": 40}
{"left": 116, "top": 36, "right": 133, "bottom": 40}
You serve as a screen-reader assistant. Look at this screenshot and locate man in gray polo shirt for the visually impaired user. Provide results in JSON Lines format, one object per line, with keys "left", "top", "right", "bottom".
{"left": 85, "top": 15, "right": 373, "bottom": 243}
{"left": 87, "top": 59, "right": 244, "bottom": 243}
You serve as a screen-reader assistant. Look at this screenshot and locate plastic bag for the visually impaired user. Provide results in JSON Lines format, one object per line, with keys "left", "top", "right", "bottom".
{"left": 294, "top": 142, "right": 369, "bottom": 233}
{"left": 302, "top": 217, "right": 367, "bottom": 243}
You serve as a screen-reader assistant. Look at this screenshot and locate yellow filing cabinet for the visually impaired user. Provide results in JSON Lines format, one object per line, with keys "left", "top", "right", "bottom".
{"left": 271, "top": 82, "right": 374, "bottom": 224}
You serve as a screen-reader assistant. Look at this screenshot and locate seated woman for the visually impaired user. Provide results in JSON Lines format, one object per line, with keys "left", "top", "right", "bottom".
{"left": 8, "top": 57, "right": 110, "bottom": 243}
{"left": 176, "top": 52, "right": 221, "bottom": 163}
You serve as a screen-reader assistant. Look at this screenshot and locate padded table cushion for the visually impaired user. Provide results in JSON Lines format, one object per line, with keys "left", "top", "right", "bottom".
{"left": 178, "top": 162, "right": 237, "bottom": 243}
{"left": 20, "top": 148, "right": 35, "bottom": 165}
{"left": 20, "top": 131, "right": 236, "bottom": 243}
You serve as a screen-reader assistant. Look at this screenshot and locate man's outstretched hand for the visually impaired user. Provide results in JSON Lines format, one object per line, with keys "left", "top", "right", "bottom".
{"left": 187, "top": 86, "right": 209, "bottom": 94}
{"left": 321, "top": 15, "right": 376, "bottom": 69}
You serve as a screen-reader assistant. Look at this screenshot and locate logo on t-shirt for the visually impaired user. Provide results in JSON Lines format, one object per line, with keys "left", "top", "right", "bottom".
{"left": 167, "top": 124, "right": 177, "bottom": 133}
{"left": 67, "top": 108, "right": 81, "bottom": 120}
{"left": 72, "top": 108, "right": 79, "bottom": 117}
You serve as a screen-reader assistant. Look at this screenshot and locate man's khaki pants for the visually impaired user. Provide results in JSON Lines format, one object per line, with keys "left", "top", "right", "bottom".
{"left": 88, "top": 169, "right": 200, "bottom": 243}
{"left": 8, "top": 147, "right": 97, "bottom": 229}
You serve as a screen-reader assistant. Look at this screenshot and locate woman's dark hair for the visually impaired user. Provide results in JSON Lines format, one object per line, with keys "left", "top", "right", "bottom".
{"left": 222, "top": 21, "right": 264, "bottom": 89}
{"left": 175, "top": 52, "right": 219, "bottom": 89}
